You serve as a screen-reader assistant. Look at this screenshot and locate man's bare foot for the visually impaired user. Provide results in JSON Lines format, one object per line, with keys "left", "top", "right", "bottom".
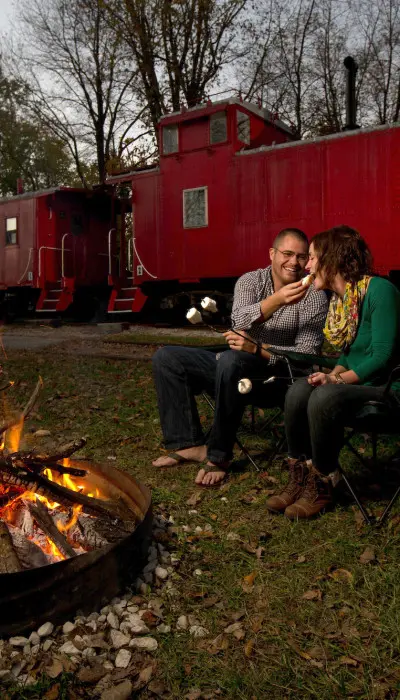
{"left": 195, "top": 463, "right": 229, "bottom": 487}
{"left": 152, "top": 445, "right": 207, "bottom": 468}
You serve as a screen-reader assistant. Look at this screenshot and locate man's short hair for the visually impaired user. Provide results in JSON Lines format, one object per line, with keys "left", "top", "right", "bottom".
{"left": 272, "top": 228, "right": 308, "bottom": 249}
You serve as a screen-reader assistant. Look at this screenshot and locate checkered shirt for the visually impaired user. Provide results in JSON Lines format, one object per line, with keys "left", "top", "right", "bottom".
{"left": 231, "top": 266, "right": 328, "bottom": 364}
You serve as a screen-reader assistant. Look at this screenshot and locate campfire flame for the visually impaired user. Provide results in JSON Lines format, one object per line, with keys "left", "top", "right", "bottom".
{"left": 0, "top": 392, "right": 106, "bottom": 565}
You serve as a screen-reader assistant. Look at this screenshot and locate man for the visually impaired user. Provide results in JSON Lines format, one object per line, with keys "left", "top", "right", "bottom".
{"left": 152, "top": 228, "right": 328, "bottom": 487}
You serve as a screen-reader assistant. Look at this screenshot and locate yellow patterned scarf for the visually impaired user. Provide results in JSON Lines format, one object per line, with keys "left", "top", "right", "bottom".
{"left": 324, "top": 276, "right": 372, "bottom": 351}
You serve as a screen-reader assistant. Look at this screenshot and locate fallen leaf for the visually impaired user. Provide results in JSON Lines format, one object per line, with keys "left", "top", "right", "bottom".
{"left": 250, "top": 614, "right": 264, "bottom": 633}
{"left": 148, "top": 680, "right": 166, "bottom": 697}
{"left": 186, "top": 491, "right": 203, "bottom": 507}
{"left": 231, "top": 609, "right": 246, "bottom": 621}
{"left": 224, "top": 621, "right": 244, "bottom": 634}
{"left": 302, "top": 589, "right": 322, "bottom": 601}
{"left": 45, "top": 685, "right": 60, "bottom": 700}
{"left": 210, "top": 513, "right": 218, "bottom": 521}
{"left": 238, "top": 473, "right": 251, "bottom": 482}
{"left": 77, "top": 665, "right": 108, "bottom": 684}
{"left": 243, "top": 571, "right": 256, "bottom": 586}
{"left": 359, "top": 546, "right": 376, "bottom": 564}
{"left": 339, "top": 656, "right": 359, "bottom": 667}
{"left": 138, "top": 665, "right": 154, "bottom": 684}
{"left": 45, "top": 658, "right": 64, "bottom": 679}
{"left": 185, "top": 690, "right": 202, "bottom": 700}
{"left": 202, "top": 595, "right": 220, "bottom": 609}
{"left": 205, "top": 634, "right": 229, "bottom": 655}
{"left": 329, "top": 568, "right": 354, "bottom": 583}
{"left": 244, "top": 639, "right": 255, "bottom": 657}
{"left": 286, "top": 637, "right": 324, "bottom": 668}
{"left": 297, "top": 555, "right": 306, "bottom": 563}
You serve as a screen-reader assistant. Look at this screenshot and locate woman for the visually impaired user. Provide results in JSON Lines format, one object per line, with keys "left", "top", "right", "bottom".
{"left": 266, "top": 224, "right": 400, "bottom": 519}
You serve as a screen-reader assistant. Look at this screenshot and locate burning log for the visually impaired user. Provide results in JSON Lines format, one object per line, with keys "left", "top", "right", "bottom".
{"left": 27, "top": 498, "right": 77, "bottom": 559}
{"left": 67, "top": 512, "right": 136, "bottom": 550}
{"left": 0, "top": 460, "right": 133, "bottom": 521}
{"left": 41, "top": 438, "right": 88, "bottom": 463}
{"left": 0, "top": 520, "right": 22, "bottom": 573}
{"left": 7, "top": 524, "right": 49, "bottom": 569}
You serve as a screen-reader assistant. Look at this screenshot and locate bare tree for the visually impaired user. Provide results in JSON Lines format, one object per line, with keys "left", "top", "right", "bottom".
{"left": 352, "top": 0, "right": 400, "bottom": 124}
{"left": 11, "top": 0, "right": 150, "bottom": 184}
{"left": 105, "top": 0, "right": 248, "bottom": 133}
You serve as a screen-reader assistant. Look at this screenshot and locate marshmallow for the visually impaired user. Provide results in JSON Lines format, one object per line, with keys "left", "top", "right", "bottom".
{"left": 186, "top": 307, "right": 202, "bottom": 324}
{"left": 301, "top": 273, "right": 314, "bottom": 287}
{"left": 238, "top": 378, "right": 252, "bottom": 394}
{"left": 201, "top": 297, "right": 218, "bottom": 313}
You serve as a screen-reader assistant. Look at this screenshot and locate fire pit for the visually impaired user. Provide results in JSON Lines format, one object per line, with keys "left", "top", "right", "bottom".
{"left": 0, "top": 377, "right": 151, "bottom": 637}
{"left": 0, "top": 459, "right": 152, "bottom": 638}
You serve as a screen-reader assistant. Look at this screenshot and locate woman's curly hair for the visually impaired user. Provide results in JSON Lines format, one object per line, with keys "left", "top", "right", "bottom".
{"left": 311, "top": 225, "right": 373, "bottom": 286}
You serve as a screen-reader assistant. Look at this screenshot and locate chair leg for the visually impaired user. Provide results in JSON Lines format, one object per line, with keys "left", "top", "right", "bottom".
{"left": 201, "top": 393, "right": 261, "bottom": 471}
{"left": 376, "top": 486, "right": 400, "bottom": 527}
{"left": 338, "top": 467, "right": 373, "bottom": 526}
{"left": 235, "top": 436, "right": 261, "bottom": 471}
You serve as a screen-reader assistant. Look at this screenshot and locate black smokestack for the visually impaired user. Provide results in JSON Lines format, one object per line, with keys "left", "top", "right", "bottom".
{"left": 343, "top": 56, "right": 359, "bottom": 131}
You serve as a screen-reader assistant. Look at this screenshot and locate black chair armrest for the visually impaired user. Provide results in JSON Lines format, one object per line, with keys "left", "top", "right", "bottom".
{"left": 382, "top": 365, "right": 400, "bottom": 400}
{"left": 268, "top": 348, "right": 337, "bottom": 370}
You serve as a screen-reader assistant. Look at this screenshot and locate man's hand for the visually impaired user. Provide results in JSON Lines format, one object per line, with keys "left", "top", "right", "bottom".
{"left": 224, "top": 330, "right": 257, "bottom": 354}
{"left": 273, "top": 280, "right": 307, "bottom": 306}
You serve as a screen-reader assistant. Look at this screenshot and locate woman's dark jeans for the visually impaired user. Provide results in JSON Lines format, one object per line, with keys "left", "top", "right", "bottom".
{"left": 285, "top": 377, "right": 390, "bottom": 474}
{"left": 152, "top": 346, "right": 288, "bottom": 465}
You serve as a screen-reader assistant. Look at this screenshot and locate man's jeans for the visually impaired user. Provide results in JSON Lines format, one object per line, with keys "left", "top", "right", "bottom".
{"left": 152, "top": 346, "right": 288, "bottom": 465}
{"left": 285, "top": 377, "right": 392, "bottom": 474}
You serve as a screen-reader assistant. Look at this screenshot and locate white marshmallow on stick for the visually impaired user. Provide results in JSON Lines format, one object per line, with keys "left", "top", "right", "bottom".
{"left": 238, "top": 378, "right": 252, "bottom": 394}
{"left": 201, "top": 297, "right": 218, "bottom": 313}
{"left": 186, "top": 307, "right": 203, "bottom": 324}
{"left": 301, "top": 273, "right": 315, "bottom": 287}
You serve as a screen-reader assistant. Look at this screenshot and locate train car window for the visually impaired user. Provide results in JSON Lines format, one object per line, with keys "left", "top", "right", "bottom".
{"left": 183, "top": 187, "right": 208, "bottom": 228}
{"left": 163, "top": 125, "right": 178, "bottom": 154}
{"left": 237, "top": 110, "right": 250, "bottom": 145}
{"left": 210, "top": 112, "right": 227, "bottom": 144}
{"left": 5, "top": 217, "right": 17, "bottom": 245}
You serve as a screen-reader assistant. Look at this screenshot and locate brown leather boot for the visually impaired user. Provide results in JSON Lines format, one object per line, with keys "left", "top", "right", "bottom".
{"left": 266, "top": 459, "right": 310, "bottom": 513}
{"left": 284, "top": 466, "right": 333, "bottom": 519}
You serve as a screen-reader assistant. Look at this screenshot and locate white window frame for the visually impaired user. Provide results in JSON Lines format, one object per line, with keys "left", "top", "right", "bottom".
{"left": 5, "top": 217, "right": 18, "bottom": 245}
{"left": 183, "top": 186, "right": 208, "bottom": 229}
{"left": 210, "top": 111, "right": 227, "bottom": 145}
{"left": 162, "top": 124, "right": 179, "bottom": 154}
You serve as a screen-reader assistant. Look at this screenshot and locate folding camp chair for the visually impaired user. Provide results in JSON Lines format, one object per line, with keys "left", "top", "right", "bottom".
{"left": 269, "top": 349, "right": 400, "bottom": 527}
{"left": 340, "top": 365, "right": 400, "bottom": 526}
{"left": 199, "top": 345, "right": 297, "bottom": 470}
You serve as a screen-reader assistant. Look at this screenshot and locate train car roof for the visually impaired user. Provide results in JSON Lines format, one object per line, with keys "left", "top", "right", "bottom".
{"left": 159, "top": 97, "right": 294, "bottom": 136}
{"left": 237, "top": 119, "right": 400, "bottom": 157}
{"left": 0, "top": 185, "right": 103, "bottom": 204}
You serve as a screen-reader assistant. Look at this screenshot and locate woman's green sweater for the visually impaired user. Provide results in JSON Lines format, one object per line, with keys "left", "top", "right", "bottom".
{"left": 337, "top": 276, "right": 400, "bottom": 387}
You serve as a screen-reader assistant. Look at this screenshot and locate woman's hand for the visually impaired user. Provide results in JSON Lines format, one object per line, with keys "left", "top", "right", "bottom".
{"left": 308, "top": 372, "right": 336, "bottom": 386}
{"left": 224, "top": 330, "right": 257, "bottom": 354}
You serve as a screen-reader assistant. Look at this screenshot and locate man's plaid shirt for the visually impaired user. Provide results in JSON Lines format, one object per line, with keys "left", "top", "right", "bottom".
{"left": 231, "top": 266, "right": 328, "bottom": 363}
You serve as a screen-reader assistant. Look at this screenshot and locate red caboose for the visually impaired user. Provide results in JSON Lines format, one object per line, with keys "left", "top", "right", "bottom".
{"left": 0, "top": 187, "right": 114, "bottom": 317}
{"left": 108, "top": 96, "right": 400, "bottom": 315}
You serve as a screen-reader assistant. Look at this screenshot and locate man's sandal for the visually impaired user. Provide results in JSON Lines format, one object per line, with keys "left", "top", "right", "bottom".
{"left": 195, "top": 463, "right": 230, "bottom": 489}
{"left": 156, "top": 452, "right": 203, "bottom": 467}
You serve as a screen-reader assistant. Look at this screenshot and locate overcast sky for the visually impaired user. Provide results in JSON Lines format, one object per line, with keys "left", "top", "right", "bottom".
{"left": 0, "top": 0, "right": 16, "bottom": 33}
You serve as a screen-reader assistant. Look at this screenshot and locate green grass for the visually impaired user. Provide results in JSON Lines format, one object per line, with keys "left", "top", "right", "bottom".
{"left": 3, "top": 350, "right": 400, "bottom": 698}
{"left": 103, "top": 331, "right": 225, "bottom": 347}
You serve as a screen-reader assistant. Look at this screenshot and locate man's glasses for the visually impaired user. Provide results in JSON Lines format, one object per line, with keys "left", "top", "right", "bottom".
{"left": 273, "top": 248, "right": 309, "bottom": 263}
